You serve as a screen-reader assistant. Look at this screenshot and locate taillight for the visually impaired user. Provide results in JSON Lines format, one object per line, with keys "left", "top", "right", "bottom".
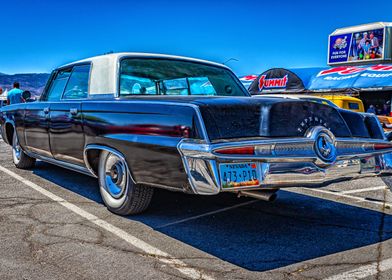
{"left": 374, "top": 143, "right": 392, "bottom": 150}
{"left": 215, "top": 146, "right": 255, "bottom": 155}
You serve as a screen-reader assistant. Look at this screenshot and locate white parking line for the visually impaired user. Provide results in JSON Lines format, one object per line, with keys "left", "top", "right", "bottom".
{"left": 286, "top": 188, "right": 392, "bottom": 208}
{"left": 341, "top": 186, "right": 387, "bottom": 194}
{"left": 156, "top": 200, "right": 258, "bottom": 229}
{"left": 324, "top": 257, "right": 392, "bottom": 280}
{"left": 0, "top": 165, "right": 215, "bottom": 280}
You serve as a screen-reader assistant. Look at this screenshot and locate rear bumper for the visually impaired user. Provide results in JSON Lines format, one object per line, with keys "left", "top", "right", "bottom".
{"left": 178, "top": 127, "right": 392, "bottom": 195}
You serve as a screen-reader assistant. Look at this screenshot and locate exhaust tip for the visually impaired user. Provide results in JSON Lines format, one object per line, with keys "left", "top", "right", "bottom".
{"left": 268, "top": 193, "right": 278, "bottom": 202}
{"left": 237, "top": 190, "right": 278, "bottom": 202}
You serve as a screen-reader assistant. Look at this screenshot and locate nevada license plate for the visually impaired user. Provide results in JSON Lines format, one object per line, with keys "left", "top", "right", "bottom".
{"left": 220, "top": 162, "right": 261, "bottom": 188}
{"left": 360, "top": 156, "right": 379, "bottom": 173}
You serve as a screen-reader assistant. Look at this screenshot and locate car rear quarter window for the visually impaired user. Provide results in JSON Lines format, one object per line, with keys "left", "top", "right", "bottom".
{"left": 45, "top": 69, "right": 72, "bottom": 101}
{"left": 62, "top": 65, "right": 91, "bottom": 100}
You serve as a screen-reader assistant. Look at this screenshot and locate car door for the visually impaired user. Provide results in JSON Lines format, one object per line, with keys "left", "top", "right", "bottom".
{"left": 49, "top": 64, "right": 90, "bottom": 166}
{"left": 24, "top": 69, "right": 71, "bottom": 158}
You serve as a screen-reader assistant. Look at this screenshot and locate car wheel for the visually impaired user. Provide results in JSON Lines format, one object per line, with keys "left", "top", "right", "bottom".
{"left": 12, "top": 132, "right": 36, "bottom": 169}
{"left": 98, "top": 150, "right": 153, "bottom": 215}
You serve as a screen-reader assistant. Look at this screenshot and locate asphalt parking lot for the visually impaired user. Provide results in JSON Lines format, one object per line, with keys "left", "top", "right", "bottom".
{"left": 0, "top": 139, "right": 392, "bottom": 280}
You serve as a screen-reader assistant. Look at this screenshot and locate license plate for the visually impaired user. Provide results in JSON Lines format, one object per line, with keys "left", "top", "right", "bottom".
{"left": 360, "top": 157, "right": 378, "bottom": 173}
{"left": 220, "top": 163, "right": 261, "bottom": 188}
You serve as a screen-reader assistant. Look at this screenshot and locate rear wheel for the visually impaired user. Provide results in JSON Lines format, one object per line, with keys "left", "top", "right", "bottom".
{"left": 12, "top": 132, "right": 36, "bottom": 169}
{"left": 98, "top": 150, "right": 153, "bottom": 215}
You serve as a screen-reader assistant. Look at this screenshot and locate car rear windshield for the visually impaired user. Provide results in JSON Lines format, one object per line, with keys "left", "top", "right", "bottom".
{"left": 119, "top": 58, "right": 248, "bottom": 97}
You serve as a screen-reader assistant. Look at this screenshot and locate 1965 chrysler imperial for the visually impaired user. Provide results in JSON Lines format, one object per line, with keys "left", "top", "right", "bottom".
{"left": 1, "top": 53, "right": 392, "bottom": 215}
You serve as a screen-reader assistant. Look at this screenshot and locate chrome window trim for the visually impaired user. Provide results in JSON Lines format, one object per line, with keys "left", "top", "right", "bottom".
{"left": 41, "top": 62, "right": 93, "bottom": 102}
{"left": 116, "top": 56, "right": 250, "bottom": 99}
{"left": 60, "top": 63, "right": 92, "bottom": 101}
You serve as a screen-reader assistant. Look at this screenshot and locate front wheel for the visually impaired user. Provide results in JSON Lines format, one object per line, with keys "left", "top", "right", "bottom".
{"left": 12, "top": 132, "right": 36, "bottom": 169}
{"left": 98, "top": 150, "right": 153, "bottom": 215}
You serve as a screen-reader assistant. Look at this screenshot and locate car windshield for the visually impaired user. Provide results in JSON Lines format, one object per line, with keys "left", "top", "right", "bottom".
{"left": 119, "top": 58, "right": 248, "bottom": 97}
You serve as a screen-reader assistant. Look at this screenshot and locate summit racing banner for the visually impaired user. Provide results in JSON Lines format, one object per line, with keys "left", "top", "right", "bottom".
{"left": 308, "top": 65, "right": 392, "bottom": 91}
{"left": 258, "top": 74, "right": 288, "bottom": 90}
{"left": 248, "top": 68, "right": 306, "bottom": 94}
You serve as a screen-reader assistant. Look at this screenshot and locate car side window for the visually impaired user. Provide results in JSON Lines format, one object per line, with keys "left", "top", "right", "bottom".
{"left": 45, "top": 69, "right": 72, "bottom": 101}
{"left": 62, "top": 65, "right": 91, "bottom": 100}
{"left": 120, "top": 75, "right": 156, "bottom": 95}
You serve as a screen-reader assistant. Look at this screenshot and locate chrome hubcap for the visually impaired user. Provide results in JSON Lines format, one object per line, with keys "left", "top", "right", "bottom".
{"left": 104, "top": 154, "right": 127, "bottom": 199}
{"left": 13, "top": 137, "right": 21, "bottom": 161}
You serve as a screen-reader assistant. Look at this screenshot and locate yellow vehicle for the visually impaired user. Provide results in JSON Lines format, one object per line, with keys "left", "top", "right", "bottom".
{"left": 319, "top": 95, "right": 392, "bottom": 131}
{"left": 316, "top": 95, "right": 365, "bottom": 113}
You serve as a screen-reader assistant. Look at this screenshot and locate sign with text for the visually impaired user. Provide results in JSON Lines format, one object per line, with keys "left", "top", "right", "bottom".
{"left": 328, "top": 33, "right": 352, "bottom": 64}
{"left": 328, "top": 28, "right": 385, "bottom": 65}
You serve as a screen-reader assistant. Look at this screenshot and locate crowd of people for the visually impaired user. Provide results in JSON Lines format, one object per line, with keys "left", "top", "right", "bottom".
{"left": 0, "top": 82, "right": 31, "bottom": 105}
{"left": 367, "top": 103, "right": 391, "bottom": 115}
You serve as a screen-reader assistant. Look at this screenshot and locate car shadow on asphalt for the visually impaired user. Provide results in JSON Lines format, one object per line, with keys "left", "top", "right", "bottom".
{"left": 32, "top": 161, "right": 392, "bottom": 272}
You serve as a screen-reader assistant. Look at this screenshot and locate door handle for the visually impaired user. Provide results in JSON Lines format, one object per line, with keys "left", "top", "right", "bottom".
{"left": 43, "top": 107, "right": 50, "bottom": 114}
{"left": 70, "top": 108, "right": 78, "bottom": 115}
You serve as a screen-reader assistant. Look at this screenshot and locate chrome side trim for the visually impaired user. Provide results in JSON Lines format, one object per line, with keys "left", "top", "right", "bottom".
{"left": 83, "top": 144, "right": 135, "bottom": 183}
{"left": 138, "top": 181, "right": 190, "bottom": 193}
{"left": 26, "top": 151, "right": 95, "bottom": 178}
{"left": 179, "top": 138, "right": 392, "bottom": 163}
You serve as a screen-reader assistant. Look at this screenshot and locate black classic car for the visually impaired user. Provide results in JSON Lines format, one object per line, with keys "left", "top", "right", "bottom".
{"left": 1, "top": 53, "right": 392, "bottom": 215}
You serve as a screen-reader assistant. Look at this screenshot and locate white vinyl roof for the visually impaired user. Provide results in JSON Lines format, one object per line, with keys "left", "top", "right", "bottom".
{"left": 58, "top": 52, "right": 230, "bottom": 95}
{"left": 59, "top": 52, "right": 228, "bottom": 69}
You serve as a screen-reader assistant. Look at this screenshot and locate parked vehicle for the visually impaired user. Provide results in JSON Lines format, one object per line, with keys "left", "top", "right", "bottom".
{"left": 315, "top": 94, "right": 392, "bottom": 131}
{"left": 2, "top": 53, "right": 392, "bottom": 215}
{"left": 316, "top": 95, "right": 365, "bottom": 113}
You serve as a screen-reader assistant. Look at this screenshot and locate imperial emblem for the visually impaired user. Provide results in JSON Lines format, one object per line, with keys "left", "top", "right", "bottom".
{"left": 314, "top": 130, "right": 337, "bottom": 163}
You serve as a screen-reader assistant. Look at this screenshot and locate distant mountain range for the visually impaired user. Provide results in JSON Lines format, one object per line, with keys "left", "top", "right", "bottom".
{"left": 0, "top": 73, "right": 50, "bottom": 97}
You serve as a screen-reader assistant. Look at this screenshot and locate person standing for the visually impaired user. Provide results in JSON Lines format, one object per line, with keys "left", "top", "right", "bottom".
{"left": 357, "top": 32, "right": 369, "bottom": 59}
{"left": 367, "top": 104, "right": 376, "bottom": 114}
{"left": 7, "top": 82, "right": 24, "bottom": 105}
{"left": 369, "top": 32, "right": 380, "bottom": 54}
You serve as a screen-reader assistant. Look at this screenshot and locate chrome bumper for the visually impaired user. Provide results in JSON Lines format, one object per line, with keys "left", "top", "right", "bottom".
{"left": 177, "top": 127, "right": 392, "bottom": 195}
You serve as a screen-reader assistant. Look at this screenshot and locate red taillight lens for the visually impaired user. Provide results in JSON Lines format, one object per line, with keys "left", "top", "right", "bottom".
{"left": 374, "top": 143, "right": 392, "bottom": 150}
{"left": 215, "top": 146, "right": 255, "bottom": 155}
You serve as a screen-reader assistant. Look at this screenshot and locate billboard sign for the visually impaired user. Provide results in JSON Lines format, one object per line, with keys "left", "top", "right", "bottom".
{"left": 328, "top": 33, "right": 352, "bottom": 64}
{"left": 328, "top": 28, "right": 385, "bottom": 65}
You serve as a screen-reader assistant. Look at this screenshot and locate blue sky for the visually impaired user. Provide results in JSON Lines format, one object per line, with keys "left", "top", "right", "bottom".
{"left": 2, "top": 0, "right": 392, "bottom": 75}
